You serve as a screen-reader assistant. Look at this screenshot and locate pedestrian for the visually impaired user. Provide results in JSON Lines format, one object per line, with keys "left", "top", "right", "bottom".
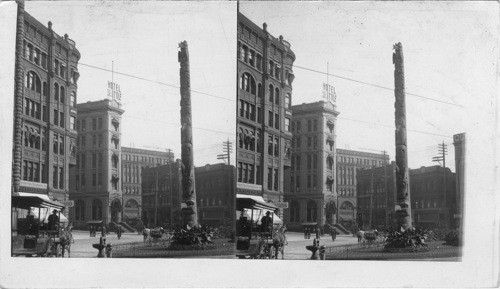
{"left": 331, "top": 227, "right": 337, "bottom": 241}
{"left": 304, "top": 227, "right": 308, "bottom": 239}
{"left": 315, "top": 227, "right": 320, "bottom": 240}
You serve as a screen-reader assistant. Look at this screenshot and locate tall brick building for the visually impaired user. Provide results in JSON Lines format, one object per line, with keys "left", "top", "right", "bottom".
{"left": 236, "top": 12, "right": 295, "bottom": 208}
{"left": 284, "top": 101, "right": 339, "bottom": 229}
{"left": 69, "top": 99, "right": 123, "bottom": 229}
{"left": 11, "top": 1, "right": 80, "bottom": 212}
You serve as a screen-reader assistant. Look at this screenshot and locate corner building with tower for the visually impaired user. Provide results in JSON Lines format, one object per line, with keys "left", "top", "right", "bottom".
{"left": 236, "top": 12, "right": 295, "bottom": 208}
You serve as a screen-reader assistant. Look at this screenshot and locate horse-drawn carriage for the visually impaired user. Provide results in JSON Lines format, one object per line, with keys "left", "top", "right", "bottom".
{"left": 11, "top": 193, "right": 72, "bottom": 257}
{"left": 235, "top": 194, "right": 286, "bottom": 259}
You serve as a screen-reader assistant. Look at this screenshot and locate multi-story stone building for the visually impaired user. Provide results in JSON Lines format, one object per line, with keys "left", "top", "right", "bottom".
{"left": 409, "top": 166, "right": 456, "bottom": 229}
{"left": 336, "top": 149, "right": 390, "bottom": 224}
{"left": 357, "top": 165, "right": 456, "bottom": 230}
{"left": 236, "top": 12, "right": 295, "bottom": 208}
{"left": 195, "top": 163, "right": 235, "bottom": 227}
{"left": 69, "top": 99, "right": 123, "bottom": 229}
{"left": 284, "top": 101, "right": 339, "bottom": 230}
{"left": 453, "top": 133, "right": 465, "bottom": 229}
{"left": 11, "top": 3, "right": 80, "bottom": 212}
{"left": 141, "top": 160, "right": 182, "bottom": 227}
{"left": 356, "top": 162, "right": 397, "bottom": 229}
{"left": 121, "top": 147, "right": 174, "bottom": 226}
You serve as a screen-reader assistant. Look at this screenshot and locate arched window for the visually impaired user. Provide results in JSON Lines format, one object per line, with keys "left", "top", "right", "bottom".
{"left": 340, "top": 201, "right": 354, "bottom": 211}
{"left": 307, "top": 201, "right": 317, "bottom": 222}
{"left": 239, "top": 72, "right": 256, "bottom": 95}
{"left": 125, "top": 199, "right": 139, "bottom": 209}
{"left": 274, "top": 88, "right": 280, "bottom": 105}
{"left": 75, "top": 199, "right": 85, "bottom": 221}
{"left": 60, "top": 86, "right": 65, "bottom": 103}
{"left": 92, "top": 199, "right": 102, "bottom": 220}
{"left": 290, "top": 201, "right": 300, "bottom": 222}
{"left": 53, "top": 83, "right": 59, "bottom": 101}
{"left": 268, "top": 84, "right": 274, "bottom": 103}
{"left": 25, "top": 71, "right": 41, "bottom": 93}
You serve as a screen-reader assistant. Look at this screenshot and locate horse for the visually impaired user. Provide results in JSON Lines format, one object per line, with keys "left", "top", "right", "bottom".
{"left": 271, "top": 225, "right": 287, "bottom": 259}
{"left": 142, "top": 228, "right": 151, "bottom": 243}
{"left": 58, "top": 223, "right": 74, "bottom": 257}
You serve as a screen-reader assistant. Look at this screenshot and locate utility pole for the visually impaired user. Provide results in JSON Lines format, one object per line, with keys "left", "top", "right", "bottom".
{"left": 383, "top": 150, "right": 388, "bottom": 227}
{"left": 154, "top": 163, "right": 159, "bottom": 227}
{"left": 369, "top": 171, "right": 374, "bottom": 229}
{"left": 167, "top": 148, "right": 173, "bottom": 227}
{"left": 217, "top": 139, "right": 233, "bottom": 166}
{"left": 433, "top": 141, "right": 448, "bottom": 226}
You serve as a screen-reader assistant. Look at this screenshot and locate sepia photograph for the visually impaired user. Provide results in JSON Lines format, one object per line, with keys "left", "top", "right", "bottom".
{"left": 0, "top": 0, "right": 498, "bottom": 288}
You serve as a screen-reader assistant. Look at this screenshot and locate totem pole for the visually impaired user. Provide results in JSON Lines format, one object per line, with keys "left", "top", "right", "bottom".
{"left": 393, "top": 42, "right": 412, "bottom": 230}
{"left": 178, "top": 41, "right": 198, "bottom": 228}
{"left": 12, "top": 0, "right": 25, "bottom": 194}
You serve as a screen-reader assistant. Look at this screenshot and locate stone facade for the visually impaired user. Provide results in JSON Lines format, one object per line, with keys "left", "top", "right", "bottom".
{"left": 121, "top": 147, "right": 173, "bottom": 226}
{"left": 284, "top": 101, "right": 339, "bottom": 229}
{"left": 336, "top": 149, "right": 390, "bottom": 224}
{"left": 69, "top": 99, "right": 123, "bottom": 229}
{"left": 195, "top": 163, "right": 235, "bottom": 228}
{"left": 237, "top": 12, "right": 295, "bottom": 209}
{"left": 12, "top": 3, "right": 80, "bottom": 211}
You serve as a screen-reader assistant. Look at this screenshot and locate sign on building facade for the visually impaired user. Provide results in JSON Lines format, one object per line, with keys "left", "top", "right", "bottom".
{"left": 322, "top": 83, "right": 337, "bottom": 104}
{"left": 107, "top": 81, "right": 122, "bottom": 103}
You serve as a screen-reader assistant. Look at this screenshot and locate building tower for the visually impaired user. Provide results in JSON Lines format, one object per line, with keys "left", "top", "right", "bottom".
{"left": 236, "top": 13, "right": 295, "bottom": 210}
{"left": 12, "top": 0, "right": 80, "bottom": 211}
{"left": 285, "top": 101, "right": 339, "bottom": 229}
{"left": 70, "top": 99, "right": 123, "bottom": 229}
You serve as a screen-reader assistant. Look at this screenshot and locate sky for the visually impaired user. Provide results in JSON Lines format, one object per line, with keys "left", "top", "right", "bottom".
{"left": 240, "top": 1, "right": 499, "bottom": 172}
{"left": 24, "top": 1, "right": 236, "bottom": 167}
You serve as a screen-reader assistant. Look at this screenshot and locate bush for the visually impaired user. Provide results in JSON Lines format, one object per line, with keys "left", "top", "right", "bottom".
{"left": 169, "top": 225, "right": 214, "bottom": 247}
{"left": 444, "top": 229, "right": 461, "bottom": 246}
{"left": 384, "top": 227, "right": 430, "bottom": 252}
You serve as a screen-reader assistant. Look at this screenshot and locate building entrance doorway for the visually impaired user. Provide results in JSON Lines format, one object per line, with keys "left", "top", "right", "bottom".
{"left": 110, "top": 199, "right": 122, "bottom": 223}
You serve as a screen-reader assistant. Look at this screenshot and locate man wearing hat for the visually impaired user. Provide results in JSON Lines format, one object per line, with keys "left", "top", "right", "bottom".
{"left": 260, "top": 211, "right": 272, "bottom": 234}
{"left": 48, "top": 209, "right": 60, "bottom": 231}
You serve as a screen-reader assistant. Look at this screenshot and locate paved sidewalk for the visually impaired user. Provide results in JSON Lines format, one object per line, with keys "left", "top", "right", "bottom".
{"left": 283, "top": 232, "right": 358, "bottom": 260}
{"left": 68, "top": 230, "right": 144, "bottom": 258}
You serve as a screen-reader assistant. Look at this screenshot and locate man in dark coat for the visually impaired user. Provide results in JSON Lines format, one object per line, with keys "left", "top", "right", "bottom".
{"left": 260, "top": 211, "right": 272, "bottom": 234}
{"left": 47, "top": 210, "right": 59, "bottom": 231}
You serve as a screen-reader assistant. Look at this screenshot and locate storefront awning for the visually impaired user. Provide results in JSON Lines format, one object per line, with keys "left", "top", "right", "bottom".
{"left": 236, "top": 194, "right": 278, "bottom": 211}
{"left": 14, "top": 192, "right": 68, "bottom": 223}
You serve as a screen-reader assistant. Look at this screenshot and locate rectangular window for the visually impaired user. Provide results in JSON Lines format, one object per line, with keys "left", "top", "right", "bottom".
{"left": 41, "top": 164, "right": 47, "bottom": 183}
{"left": 297, "top": 121, "right": 301, "bottom": 133}
{"left": 267, "top": 168, "right": 273, "bottom": 190}
{"left": 307, "top": 155, "right": 311, "bottom": 170}
{"left": 98, "top": 134, "right": 103, "bottom": 148}
{"left": 275, "top": 113, "right": 279, "bottom": 129}
{"left": 60, "top": 112, "right": 65, "bottom": 128}
{"left": 81, "top": 174, "right": 86, "bottom": 189}
{"left": 97, "top": 118, "right": 102, "bottom": 130}
{"left": 82, "top": 120, "right": 86, "bottom": 131}
{"left": 70, "top": 116, "right": 75, "bottom": 130}
{"left": 290, "top": 176, "right": 295, "bottom": 193}
{"left": 92, "top": 173, "right": 96, "bottom": 187}
{"left": 257, "top": 107, "right": 262, "bottom": 124}
{"left": 22, "top": 161, "right": 28, "bottom": 181}
{"left": 313, "top": 119, "right": 318, "bottom": 131}
{"left": 59, "top": 167, "right": 64, "bottom": 189}
{"left": 308, "top": 120, "right": 312, "bottom": 132}
{"left": 307, "top": 175, "right": 311, "bottom": 189}
{"left": 53, "top": 133, "right": 58, "bottom": 154}
{"left": 237, "top": 162, "right": 242, "bottom": 182}
{"left": 248, "top": 164, "right": 254, "bottom": 184}
{"left": 243, "top": 163, "right": 248, "bottom": 183}
{"left": 92, "top": 153, "right": 97, "bottom": 168}
{"left": 274, "top": 137, "right": 279, "bottom": 157}
{"left": 59, "top": 136, "right": 64, "bottom": 155}
{"left": 92, "top": 135, "right": 97, "bottom": 147}
{"left": 53, "top": 109, "right": 58, "bottom": 125}
{"left": 53, "top": 165, "right": 58, "bottom": 189}
{"left": 42, "top": 105, "right": 47, "bottom": 122}
{"left": 268, "top": 137, "right": 273, "bottom": 155}
{"left": 81, "top": 152, "right": 86, "bottom": 169}
{"left": 296, "top": 175, "right": 300, "bottom": 191}
{"left": 256, "top": 165, "right": 262, "bottom": 185}
{"left": 307, "top": 137, "right": 312, "bottom": 148}
{"left": 92, "top": 118, "right": 97, "bottom": 131}
{"left": 273, "top": 169, "right": 278, "bottom": 191}
{"left": 313, "top": 175, "right": 317, "bottom": 190}
{"left": 98, "top": 174, "right": 102, "bottom": 188}
{"left": 268, "top": 111, "right": 273, "bottom": 127}
{"left": 285, "top": 118, "right": 290, "bottom": 132}
{"left": 313, "top": 136, "right": 318, "bottom": 149}
{"left": 75, "top": 175, "right": 80, "bottom": 190}
{"left": 296, "top": 155, "right": 301, "bottom": 171}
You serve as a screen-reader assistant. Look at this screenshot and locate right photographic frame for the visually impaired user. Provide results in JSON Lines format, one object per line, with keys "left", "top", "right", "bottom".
{"left": 234, "top": 1, "right": 497, "bottom": 262}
